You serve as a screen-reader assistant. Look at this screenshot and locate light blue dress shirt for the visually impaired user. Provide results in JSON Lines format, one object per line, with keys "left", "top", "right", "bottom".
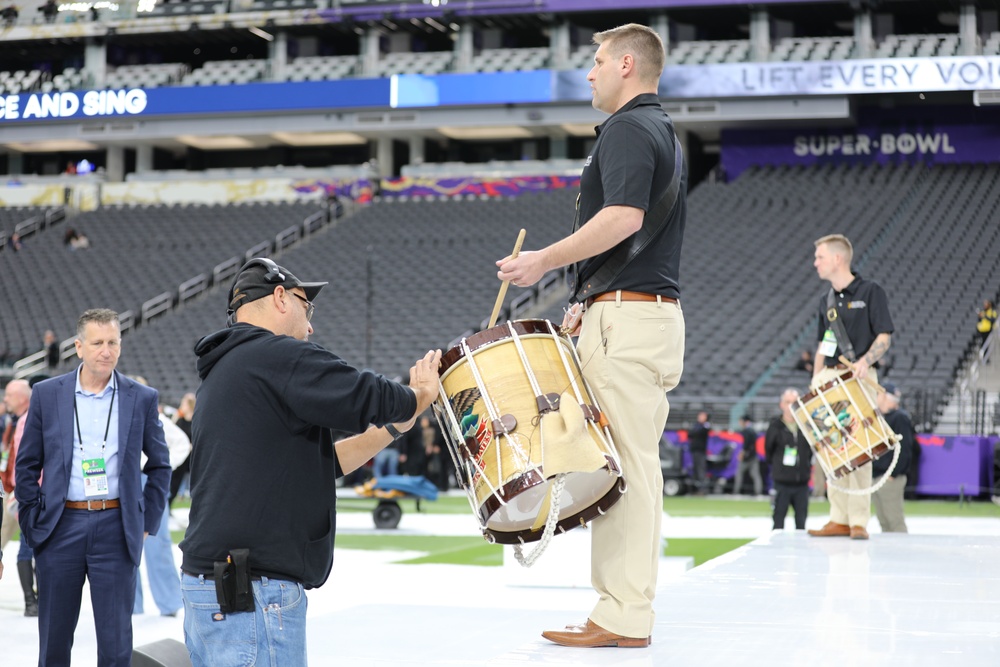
{"left": 68, "top": 367, "right": 120, "bottom": 501}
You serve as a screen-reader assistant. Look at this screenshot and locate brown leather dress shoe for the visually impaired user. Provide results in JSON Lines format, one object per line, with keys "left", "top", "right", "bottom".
{"left": 542, "top": 619, "right": 651, "bottom": 648}
{"left": 850, "top": 525, "right": 869, "bottom": 540}
{"left": 807, "top": 521, "right": 851, "bottom": 537}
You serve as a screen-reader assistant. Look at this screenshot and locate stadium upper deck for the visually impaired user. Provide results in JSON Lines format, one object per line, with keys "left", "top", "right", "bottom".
{"left": 1, "top": 0, "right": 998, "bottom": 179}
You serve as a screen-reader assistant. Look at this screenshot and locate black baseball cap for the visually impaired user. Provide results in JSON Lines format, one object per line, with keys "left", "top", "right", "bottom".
{"left": 881, "top": 381, "right": 901, "bottom": 398}
{"left": 228, "top": 258, "right": 327, "bottom": 313}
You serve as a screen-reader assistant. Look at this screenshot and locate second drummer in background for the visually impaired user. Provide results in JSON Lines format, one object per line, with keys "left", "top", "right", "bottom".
{"left": 808, "top": 233, "right": 894, "bottom": 541}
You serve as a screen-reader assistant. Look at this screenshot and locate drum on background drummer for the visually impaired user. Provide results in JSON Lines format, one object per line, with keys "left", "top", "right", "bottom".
{"left": 808, "top": 234, "right": 894, "bottom": 541}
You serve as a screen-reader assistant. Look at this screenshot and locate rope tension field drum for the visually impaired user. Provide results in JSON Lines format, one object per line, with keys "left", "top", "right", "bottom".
{"left": 791, "top": 369, "right": 898, "bottom": 480}
{"left": 434, "top": 319, "right": 625, "bottom": 546}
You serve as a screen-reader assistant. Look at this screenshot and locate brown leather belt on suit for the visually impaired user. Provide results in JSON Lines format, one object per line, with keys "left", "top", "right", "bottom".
{"left": 585, "top": 290, "right": 679, "bottom": 309}
{"left": 65, "top": 499, "right": 120, "bottom": 510}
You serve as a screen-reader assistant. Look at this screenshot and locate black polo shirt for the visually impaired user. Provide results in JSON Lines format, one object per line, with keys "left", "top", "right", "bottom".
{"left": 572, "top": 93, "right": 686, "bottom": 301}
{"left": 816, "top": 274, "right": 894, "bottom": 368}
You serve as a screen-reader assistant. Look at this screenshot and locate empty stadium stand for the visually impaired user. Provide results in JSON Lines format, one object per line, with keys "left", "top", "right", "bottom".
{"left": 5, "top": 161, "right": 996, "bottom": 429}
{"left": 0, "top": 200, "right": 325, "bottom": 368}
{"left": 114, "top": 189, "right": 577, "bottom": 404}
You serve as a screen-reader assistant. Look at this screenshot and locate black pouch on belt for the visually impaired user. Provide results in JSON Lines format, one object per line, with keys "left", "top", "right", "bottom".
{"left": 214, "top": 548, "right": 255, "bottom": 614}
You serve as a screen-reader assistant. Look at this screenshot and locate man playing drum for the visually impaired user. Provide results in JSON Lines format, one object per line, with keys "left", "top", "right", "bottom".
{"left": 497, "top": 23, "right": 685, "bottom": 647}
{"left": 807, "top": 234, "right": 894, "bottom": 540}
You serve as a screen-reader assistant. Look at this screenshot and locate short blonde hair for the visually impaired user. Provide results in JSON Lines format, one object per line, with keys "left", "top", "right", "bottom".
{"left": 593, "top": 23, "right": 665, "bottom": 84}
{"left": 814, "top": 234, "right": 854, "bottom": 266}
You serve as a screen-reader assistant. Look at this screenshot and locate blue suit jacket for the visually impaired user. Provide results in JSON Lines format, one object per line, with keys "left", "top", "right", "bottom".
{"left": 15, "top": 369, "right": 172, "bottom": 566}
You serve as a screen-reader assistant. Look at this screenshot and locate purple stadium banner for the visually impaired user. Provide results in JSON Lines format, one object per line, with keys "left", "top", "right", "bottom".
{"left": 289, "top": 175, "right": 580, "bottom": 202}
{"left": 914, "top": 434, "right": 994, "bottom": 497}
{"left": 720, "top": 106, "right": 1000, "bottom": 179}
{"left": 665, "top": 430, "right": 996, "bottom": 497}
{"left": 379, "top": 175, "right": 580, "bottom": 198}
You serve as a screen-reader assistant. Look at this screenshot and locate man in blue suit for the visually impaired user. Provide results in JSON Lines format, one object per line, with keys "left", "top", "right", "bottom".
{"left": 15, "top": 308, "right": 171, "bottom": 667}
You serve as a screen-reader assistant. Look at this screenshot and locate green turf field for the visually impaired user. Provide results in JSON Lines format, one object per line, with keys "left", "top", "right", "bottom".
{"left": 156, "top": 493, "right": 1000, "bottom": 568}
{"left": 315, "top": 494, "right": 1000, "bottom": 567}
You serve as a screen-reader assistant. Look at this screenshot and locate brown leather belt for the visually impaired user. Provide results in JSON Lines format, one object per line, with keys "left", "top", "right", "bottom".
{"left": 586, "top": 290, "right": 679, "bottom": 309}
{"left": 65, "top": 499, "right": 120, "bottom": 511}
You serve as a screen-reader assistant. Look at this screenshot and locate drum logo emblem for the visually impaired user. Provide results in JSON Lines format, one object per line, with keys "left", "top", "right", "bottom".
{"left": 810, "top": 400, "right": 858, "bottom": 450}
{"left": 449, "top": 388, "right": 492, "bottom": 481}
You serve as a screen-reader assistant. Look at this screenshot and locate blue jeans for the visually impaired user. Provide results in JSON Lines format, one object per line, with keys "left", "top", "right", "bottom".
{"left": 134, "top": 503, "right": 181, "bottom": 615}
{"left": 372, "top": 448, "right": 399, "bottom": 477}
{"left": 181, "top": 573, "right": 308, "bottom": 667}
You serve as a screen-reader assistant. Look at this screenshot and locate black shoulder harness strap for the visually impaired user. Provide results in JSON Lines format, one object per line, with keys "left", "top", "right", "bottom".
{"left": 826, "top": 288, "right": 857, "bottom": 362}
{"left": 573, "top": 135, "right": 684, "bottom": 303}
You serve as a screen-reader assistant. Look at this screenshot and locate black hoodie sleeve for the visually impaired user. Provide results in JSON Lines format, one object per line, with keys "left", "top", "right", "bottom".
{"left": 283, "top": 343, "right": 417, "bottom": 435}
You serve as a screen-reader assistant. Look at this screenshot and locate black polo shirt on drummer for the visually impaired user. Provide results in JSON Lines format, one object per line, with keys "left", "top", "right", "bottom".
{"left": 571, "top": 92, "right": 687, "bottom": 301}
{"left": 816, "top": 274, "right": 894, "bottom": 368}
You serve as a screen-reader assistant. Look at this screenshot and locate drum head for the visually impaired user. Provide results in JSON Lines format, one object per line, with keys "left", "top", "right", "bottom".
{"left": 483, "top": 462, "right": 625, "bottom": 545}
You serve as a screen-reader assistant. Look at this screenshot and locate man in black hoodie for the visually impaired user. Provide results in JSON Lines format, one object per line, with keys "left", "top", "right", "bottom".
{"left": 179, "top": 258, "right": 440, "bottom": 666}
{"left": 765, "top": 389, "right": 813, "bottom": 530}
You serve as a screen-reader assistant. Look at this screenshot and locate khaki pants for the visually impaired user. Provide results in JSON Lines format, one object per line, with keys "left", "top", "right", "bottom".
{"left": 577, "top": 297, "right": 685, "bottom": 639}
{"left": 811, "top": 366, "right": 877, "bottom": 528}
{"left": 873, "top": 474, "right": 908, "bottom": 533}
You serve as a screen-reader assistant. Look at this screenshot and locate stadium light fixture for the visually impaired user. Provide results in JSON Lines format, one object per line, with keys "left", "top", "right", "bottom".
{"left": 7, "top": 140, "right": 99, "bottom": 152}
{"left": 436, "top": 126, "right": 535, "bottom": 140}
{"left": 176, "top": 135, "right": 255, "bottom": 150}
{"left": 973, "top": 90, "right": 1000, "bottom": 106}
{"left": 272, "top": 131, "right": 368, "bottom": 146}
{"left": 560, "top": 123, "right": 598, "bottom": 137}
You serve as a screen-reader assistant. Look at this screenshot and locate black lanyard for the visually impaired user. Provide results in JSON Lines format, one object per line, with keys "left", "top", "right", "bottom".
{"left": 73, "top": 375, "right": 117, "bottom": 456}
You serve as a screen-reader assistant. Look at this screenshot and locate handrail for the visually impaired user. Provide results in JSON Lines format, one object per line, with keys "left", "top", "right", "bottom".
{"left": 179, "top": 274, "right": 210, "bottom": 304}
{"left": 141, "top": 292, "right": 173, "bottom": 323}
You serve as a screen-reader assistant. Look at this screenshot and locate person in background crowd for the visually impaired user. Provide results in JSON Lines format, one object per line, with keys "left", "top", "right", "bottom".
{"left": 132, "top": 377, "right": 191, "bottom": 618}
{"left": 733, "top": 414, "right": 763, "bottom": 496}
{"left": 794, "top": 349, "right": 814, "bottom": 374}
{"left": 688, "top": 412, "right": 710, "bottom": 496}
{"left": 765, "top": 389, "right": 812, "bottom": 530}
{"left": 2, "top": 379, "right": 38, "bottom": 615}
{"left": 168, "top": 392, "right": 195, "bottom": 507}
{"left": 976, "top": 298, "right": 997, "bottom": 346}
{"left": 872, "top": 381, "right": 914, "bottom": 534}
{"left": 44, "top": 330, "right": 60, "bottom": 370}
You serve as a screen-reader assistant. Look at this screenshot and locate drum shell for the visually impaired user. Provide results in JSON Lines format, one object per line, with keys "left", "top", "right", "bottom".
{"left": 436, "top": 319, "right": 622, "bottom": 543}
{"left": 794, "top": 371, "right": 892, "bottom": 478}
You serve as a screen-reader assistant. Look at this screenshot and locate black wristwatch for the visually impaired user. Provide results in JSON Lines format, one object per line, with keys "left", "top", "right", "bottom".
{"left": 385, "top": 424, "right": 404, "bottom": 441}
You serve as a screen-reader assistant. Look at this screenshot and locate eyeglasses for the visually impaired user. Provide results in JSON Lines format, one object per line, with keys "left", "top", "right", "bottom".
{"left": 291, "top": 292, "right": 315, "bottom": 321}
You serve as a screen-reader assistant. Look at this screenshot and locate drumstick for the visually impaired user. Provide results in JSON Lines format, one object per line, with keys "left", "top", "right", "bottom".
{"left": 838, "top": 355, "right": 885, "bottom": 394}
{"left": 488, "top": 229, "right": 527, "bottom": 329}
